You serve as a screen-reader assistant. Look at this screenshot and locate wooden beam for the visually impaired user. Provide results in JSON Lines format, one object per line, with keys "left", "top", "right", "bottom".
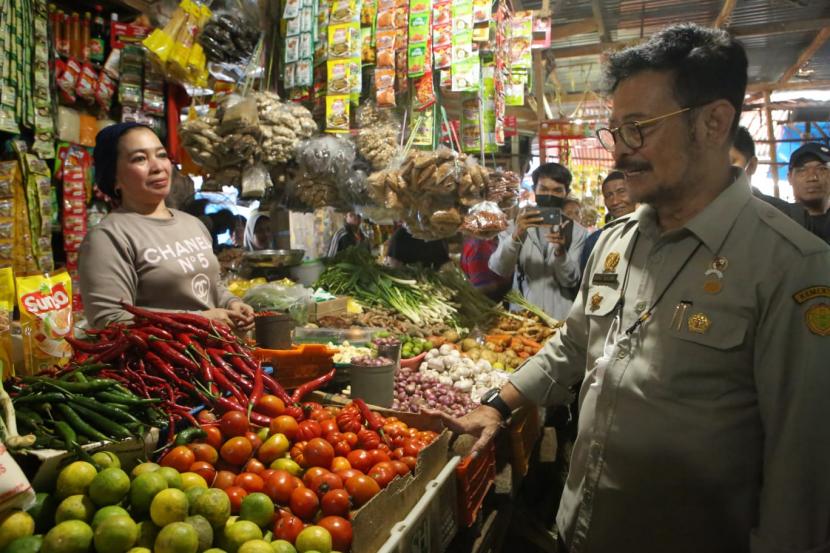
{"left": 763, "top": 91, "right": 780, "bottom": 198}
{"left": 747, "top": 78, "right": 830, "bottom": 93}
{"left": 713, "top": 0, "right": 737, "bottom": 28}
{"left": 731, "top": 18, "right": 830, "bottom": 38}
{"left": 777, "top": 28, "right": 830, "bottom": 85}
{"left": 591, "top": 0, "right": 611, "bottom": 44}
{"left": 551, "top": 19, "right": 599, "bottom": 40}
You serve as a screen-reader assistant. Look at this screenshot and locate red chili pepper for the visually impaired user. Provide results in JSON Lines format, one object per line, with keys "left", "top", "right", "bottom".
{"left": 207, "top": 350, "right": 252, "bottom": 392}
{"left": 123, "top": 330, "right": 149, "bottom": 351}
{"left": 225, "top": 353, "right": 256, "bottom": 378}
{"left": 248, "top": 361, "right": 264, "bottom": 416}
{"left": 65, "top": 335, "right": 114, "bottom": 354}
{"left": 261, "top": 372, "right": 294, "bottom": 405}
{"left": 149, "top": 339, "right": 199, "bottom": 372}
{"left": 90, "top": 338, "right": 130, "bottom": 363}
{"left": 203, "top": 352, "right": 247, "bottom": 404}
{"left": 120, "top": 303, "right": 209, "bottom": 338}
{"left": 139, "top": 325, "right": 174, "bottom": 341}
{"left": 354, "top": 398, "right": 385, "bottom": 432}
{"left": 145, "top": 351, "right": 196, "bottom": 392}
{"left": 291, "top": 368, "right": 337, "bottom": 403}
{"left": 212, "top": 396, "right": 271, "bottom": 426}
{"left": 198, "top": 355, "right": 219, "bottom": 396}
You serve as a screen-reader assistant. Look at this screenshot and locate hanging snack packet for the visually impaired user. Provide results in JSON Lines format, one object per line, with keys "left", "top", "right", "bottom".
{"left": 16, "top": 270, "right": 73, "bottom": 375}
{"left": 0, "top": 267, "right": 13, "bottom": 380}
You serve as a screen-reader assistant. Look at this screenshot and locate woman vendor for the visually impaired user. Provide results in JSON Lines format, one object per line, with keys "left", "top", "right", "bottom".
{"left": 79, "top": 122, "right": 255, "bottom": 331}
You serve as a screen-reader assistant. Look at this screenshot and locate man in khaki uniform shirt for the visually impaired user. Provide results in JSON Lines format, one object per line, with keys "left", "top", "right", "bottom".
{"left": 432, "top": 24, "right": 830, "bottom": 553}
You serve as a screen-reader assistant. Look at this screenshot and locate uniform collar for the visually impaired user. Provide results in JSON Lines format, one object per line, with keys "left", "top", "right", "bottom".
{"left": 627, "top": 168, "right": 751, "bottom": 252}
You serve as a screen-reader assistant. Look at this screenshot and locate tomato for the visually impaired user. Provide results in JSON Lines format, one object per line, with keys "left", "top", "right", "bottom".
{"left": 357, "top": 428, "right": 380, "bottom": 450}
{"left": 308, "top": 471, "right": 343, "bottom": 498}
{"left": 197, "top": 410, "right": 216, "bottom": 424}
{"left": 320, "top": 489, "right": 351, "bottom": 517}
{"left": 309, "top": 408, "right": 333, "bottom": 422}
{"left": 245, "top": 431, "right": 263, "bottom": 452}
{"left": 224, "top": 485, "right": 248, "bottom": 514}
{"left": 346, "top": 449, "right": 373, "bottom": 473}
{"left": 212, "top": 470, "right": 237, "bottom": 490}
{"left": 304, "top": 438, "right": 335, "bottom": 469}
{"left": 273, "top": 513, "right": 304, "bottom": 543}
{"left": 345, "top": 474, "right": 381, "bottom": 507}
{"left": 390, "top": 460, "right": 411, "bottom": 477}
{"left": 264, "top": 469, "right": 300, "bottom": 504}
{"left": 255, "top": 394, "right": 285, "bottom": 417}
{"left": 377, "top": 443, "right": 392, "bottom": 454}
{"left": 189, "top": 461, "right": 217, "bottom": 485}
{"left": 369, "top": 449, "right": 391, "bottom": 466}
{"left": 343, "top": 432, "right": 359, "bottom": 448}
{"left": 234, "top": 472, "right": 265, "bottom": 494}
{"left": 391, "top": 447, "right": 404, "bottom": 460}
{"left": 270, "top": 415, "right": 299, "bottom": 441}
{"left": 324, "top": 406, "right": 340, "bottom": 418}
{"left": 220, "top": 410, "right": 250, "bottom": 438}
{"left": 302, "top": 467, "right": 330, "bottom": 487}
{"left": 296, "top": 420, "right": 323, "bottom": 442}
{"left": 318, "top": 516, "right": 353, "bottom": 553}
{"left": 392, "top": 433, "right": 408, "bottom": 448}
{"left": 402, "top": 438, "right": 425, "bottom": 458}
{"left": 160, "top": 446, "right": 196, "bottom": 473}
{"left": 220, "top": 436, "right": 254, "bottom": 465}
{"left": 417, "top": 430, "right": 438, "bottom": 443}
{"left": 335, "top": 468, "right": 363, "bottom": 482}
{"left": 203, "top": 426, "right": 223, "bottom": 450}
{"left": 260, "top": 469, "right": 276, "bottom": 482}
{"left": 188, "top": 443, "right": 219, "bottom": 465}
{"left": 320, "top": 418, "right": 339, "bottom": 436}
{"left": 368, "top": 463, "right": 396, "bottom": 488}
{"left": 258, "top": 433, "right": 291, "bottom": 464}
{"left": 290, "top": 441, "right": 308, "bottom": 467}
{"left": 289, "top": 486, "right": 320, "bottom": 521}
{"left": 283, "top": 405, "right": 304, "bottom": 422}
{"left": 301, "top": 401, "right": 323, "bottom": 412}
{"left": 243, "top": 458, "right": 266, "bottom": 474}
{"left": 400, "top": 456, "right": 417, "bottom": 471}
{"left": 336, "top": 409, "right": 363, "bottom": 433}
{"left": 331, "top": 456, "right": 351, "bottom": 472}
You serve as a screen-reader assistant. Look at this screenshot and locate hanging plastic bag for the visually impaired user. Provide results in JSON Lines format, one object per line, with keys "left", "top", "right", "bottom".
{"left": 240, "top": 162, "right": 272, "bottom": 199}
{"left": 460, "top": 200, "right": 508, "bottom": 239}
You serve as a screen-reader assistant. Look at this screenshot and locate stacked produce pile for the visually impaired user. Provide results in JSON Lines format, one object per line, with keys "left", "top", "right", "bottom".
{"left": 417, "top": 344, "right": 509, "bottom": 403}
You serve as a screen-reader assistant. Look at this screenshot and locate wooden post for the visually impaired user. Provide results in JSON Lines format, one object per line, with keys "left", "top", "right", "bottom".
{"left": 763, "top": 91, "right": 780, "bottom": 198}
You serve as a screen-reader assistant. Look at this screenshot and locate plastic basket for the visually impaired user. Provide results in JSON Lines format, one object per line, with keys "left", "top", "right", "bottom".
{"left": 509, "top": 406, "right": 542, "bottom": 478}
{"left": 253, "top": 344, "right": 335, "bottom": 389}
{"left": 377, "top": 456, "right": 461, "bottom": 553}
{"left": 455, "top": 438, "right": 496, "bottom": 527}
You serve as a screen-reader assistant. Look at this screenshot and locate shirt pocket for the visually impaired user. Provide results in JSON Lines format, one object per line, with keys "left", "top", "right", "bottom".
{"left": 650, "top": 308, "right": 752, "bottom": 400}
{"left": 584, "top": 286, "right": 620, "bottom": 318}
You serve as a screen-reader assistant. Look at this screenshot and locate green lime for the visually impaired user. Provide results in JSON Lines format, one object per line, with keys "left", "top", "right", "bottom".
{"left": 154, "top": 522, "right": 198, "bottom": 553}
{"left": 126, "top": 548, "right": 152, "bottom": 553}
{"left": 55, "top": 461, "right": 97, "bottom": 500}
{"left": 203, "top": 549, "right": 228, "bottom": 553}
{"left": 91, "top": 505, "right": 130, "bottom": 529}
{"left": 2, "top": 534, "right": 43, "bottom": 553}
{"left": 0, "top": 511, "right": 35, "bottom": 550}
{"left": 219, "top": 521, "right": 262, "bottom": 553}
{"left": 294, "top": 526, "right": 331, "bottom": 553}
{"left": 185, "top": 515, "right": 214, "bottom": 553}
{"left": 89, "top": 467, "right": 131, "bottom": 507}
{"left": 55, "top": 496, "right": 95, "bottom": 524}
{"left": 270, "top": 540, "right": 297, "bottom": 553}
{"left": 158, "top": 467, "right": 184, "bottom": 490}
{"left": 41, "top": 520, "right": 93, "bottom": 553}
{"left": 129, "top": 471, "right": 168, "bottom": 516}
{"left": 134, "top": 521, "right": 160, "bottom": 549}
{"left": 150, "top": 488, "right": 189, "bottom": 527}
{"left": 130, "top": 462, "right": 160, "bottom": 479}
{"left": 93, "top": 515, "right": 138, "bottom": 553}
{"left": 91, "top": 451, "right": 121, "bottom": 469}
{"left": 238, "top": 493, "right": 274, "bottom": 529}
{"left": 238, "top": 540, "right": 274, "bottom": 553}
{"left": 191, "top": 489, "right": 231, "bottom": 530}
{"left": 27, "top": 493, "right": 58, "bottom": 534}
{"left": 186, "top": 487, "right": 207, "bottom": 513}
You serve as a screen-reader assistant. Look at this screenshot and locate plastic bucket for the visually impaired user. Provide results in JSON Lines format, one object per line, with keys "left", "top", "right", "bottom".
{"left": 254, "top": 313, "right": 293, "bottom": 349}
{"left": 376, "top": 342, "right": 401, "bottom": 363}
{"left": 349, "top": 361, "right": 397, "bottom": 407}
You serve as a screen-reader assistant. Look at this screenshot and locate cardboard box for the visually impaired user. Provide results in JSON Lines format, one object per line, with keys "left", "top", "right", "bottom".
{"left": 310, "top": 296, "right": 350, "bottom": 321}
{"left": 309, "top": 392, "right": 453, "bottom": 553}
{"left": 15, "top": 428, "right": 160, "bottom": 491}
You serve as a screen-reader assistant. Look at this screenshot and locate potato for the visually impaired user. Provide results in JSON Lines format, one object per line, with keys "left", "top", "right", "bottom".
{"left": 461, "top": 338, "right": 477, "bottom": 352}
{"left": 467, "top": 349, "right": 481, "bottom": 361}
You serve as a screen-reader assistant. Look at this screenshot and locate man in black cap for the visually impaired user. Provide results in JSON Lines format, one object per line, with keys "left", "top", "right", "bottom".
{"left": 789, "top": 142, "right": 830, "bottom": 216}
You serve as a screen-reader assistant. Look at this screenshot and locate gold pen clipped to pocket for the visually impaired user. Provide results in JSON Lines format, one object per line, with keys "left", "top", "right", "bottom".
{"left": 670, "top": 301, "right": 692, "bottom": 331}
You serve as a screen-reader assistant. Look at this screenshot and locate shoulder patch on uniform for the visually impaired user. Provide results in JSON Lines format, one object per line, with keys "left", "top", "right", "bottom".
{"left": 752, "top": 200, "right": 828, "bottom": 256}
{"left": 805, "top": 303, "right": 830, "bottom": 336}
{"left": 793, "top": 286, "right": 830, "bottom": 304}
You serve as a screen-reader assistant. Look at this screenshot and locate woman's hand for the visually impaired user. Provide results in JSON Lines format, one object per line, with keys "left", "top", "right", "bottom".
{"left": 201, "top": 308, "right": 235, "bottom": 328}
{"left": 228, "top": 302, "right": 255, "bottom": 332}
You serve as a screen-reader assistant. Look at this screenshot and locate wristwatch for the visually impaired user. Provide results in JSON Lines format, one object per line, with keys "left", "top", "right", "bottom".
{"left": 480, "top": 388, "right": 512, "bottom": 421}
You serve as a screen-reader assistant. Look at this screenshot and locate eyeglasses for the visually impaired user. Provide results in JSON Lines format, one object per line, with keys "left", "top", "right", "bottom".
{"left": 596, "top": 107, "right": 693, "bottom": 152}
{"left": 792, "top": 164, "right": 830, "bottom": 178}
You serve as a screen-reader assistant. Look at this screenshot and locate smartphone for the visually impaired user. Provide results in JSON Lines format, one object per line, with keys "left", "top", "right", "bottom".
{"left": 538, "top": 207, "right": 562, "bottom": 227}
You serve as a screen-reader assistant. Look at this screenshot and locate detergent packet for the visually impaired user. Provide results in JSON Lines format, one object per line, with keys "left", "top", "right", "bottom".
{"left": 16, "top": 270, "right": 73, "bottom": 375}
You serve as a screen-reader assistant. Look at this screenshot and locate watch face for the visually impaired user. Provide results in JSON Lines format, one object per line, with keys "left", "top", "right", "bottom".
{"left": 481, "top": 388, "right": 499, "bottom": 404}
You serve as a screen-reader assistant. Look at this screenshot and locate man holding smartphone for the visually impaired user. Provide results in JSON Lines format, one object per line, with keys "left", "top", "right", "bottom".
{"left": 489, "top": 162, "right": 588, "bottom": 320}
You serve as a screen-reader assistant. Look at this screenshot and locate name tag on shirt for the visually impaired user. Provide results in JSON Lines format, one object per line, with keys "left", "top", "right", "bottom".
{"left": 592, "top": 273, "right": 619, "bottom": 285}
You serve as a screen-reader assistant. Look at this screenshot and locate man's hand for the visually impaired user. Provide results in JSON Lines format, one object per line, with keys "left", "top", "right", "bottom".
{"left": 422, "top": 405, "right": 504, "bottom": 458}
{"left": 513, "top": 209, "right": 544, "bottom": 242}
{"left": 228, "top": 302, "right": 255, "bottom": 332}
{"left": 201, "top": 308, "right": 234, "bottom": 328}
{"left": 546, "top": 219, "right": 571, "bottom": 256}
